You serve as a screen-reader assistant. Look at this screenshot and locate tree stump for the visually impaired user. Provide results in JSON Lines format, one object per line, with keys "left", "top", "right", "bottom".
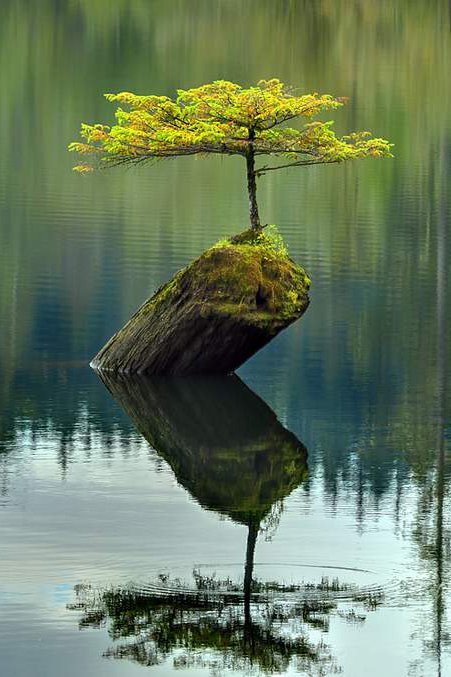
{"left": 91, "top": 232, "right": 310, "bottom": 375}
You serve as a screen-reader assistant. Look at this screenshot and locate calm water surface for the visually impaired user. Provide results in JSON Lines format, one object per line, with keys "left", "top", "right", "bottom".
{"left": 1, "top": 2, "right": 451, "bottom": 676}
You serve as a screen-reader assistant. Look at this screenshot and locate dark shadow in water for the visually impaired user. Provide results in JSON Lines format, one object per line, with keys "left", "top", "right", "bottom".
{"left": 99, "top": 372, "right": 308, "bottom": 621}
{"left": 99, "top": 372, "right": 308, "bottom": 527}
{"left": 69, "top": 373, "right": 380, "bottom": 674}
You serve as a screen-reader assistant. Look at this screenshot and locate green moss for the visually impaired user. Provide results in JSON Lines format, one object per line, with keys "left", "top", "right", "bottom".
{"left": 133, "top": 225, "right": 310, "bottom": 326}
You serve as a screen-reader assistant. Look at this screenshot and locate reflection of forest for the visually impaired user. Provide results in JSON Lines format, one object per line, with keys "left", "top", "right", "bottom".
{"left": 410, "top": 161, "right": 450, "bottom": 675}
{"left": 0, "top": 368, "right": 449, "bottom": 672}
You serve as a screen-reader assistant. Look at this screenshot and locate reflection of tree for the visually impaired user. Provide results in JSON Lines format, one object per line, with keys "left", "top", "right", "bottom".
{"left": 432, "top": 145, "right": 449, "bottom": 677}
{"left": 410, "top": 147, "right": 451, "bottom": 676}
{"left": 72, "top": 578, "right": 341, "bottom": 675}
{"left": 100, "top": 372, "right": 308, "bottom": 607}
{"left": 81, "top": 373, "right": 340, "bottom": 673}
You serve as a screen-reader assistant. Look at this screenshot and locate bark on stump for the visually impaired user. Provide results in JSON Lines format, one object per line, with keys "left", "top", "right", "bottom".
{"left": 91, "top": 233, "right": 311, "bottom": 375}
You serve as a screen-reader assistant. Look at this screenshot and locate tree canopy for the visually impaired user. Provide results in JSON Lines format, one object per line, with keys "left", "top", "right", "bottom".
{"left": 69, "top": 78, "right": 393, "bottom": 229}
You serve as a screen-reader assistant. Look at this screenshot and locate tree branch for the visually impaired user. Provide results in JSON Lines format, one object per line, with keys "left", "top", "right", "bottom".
{"left": 100, "top": 143, "right": 247, "bottom": 168}
{"left": 255, "top": 158, "right": 339, "bottom": 176}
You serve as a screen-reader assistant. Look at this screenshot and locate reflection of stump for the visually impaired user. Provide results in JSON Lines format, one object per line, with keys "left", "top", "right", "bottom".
{"left": 81, "top": 374, "right": 314, "bottom": 673}
{"left": 91, "top": 238, "right": 310, "bottom": 375}
{"left": 99, "top": 373, "right": 308, "bottom": 525}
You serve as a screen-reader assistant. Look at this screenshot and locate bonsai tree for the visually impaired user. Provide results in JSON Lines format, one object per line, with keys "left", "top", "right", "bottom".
{"left": 69, "top": 78, "right": 392, "bottom": 231}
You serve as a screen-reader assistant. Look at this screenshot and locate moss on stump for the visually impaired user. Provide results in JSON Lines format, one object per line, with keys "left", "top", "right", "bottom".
{"left": 91, "top": 229, "right": 311, "bottom": 375}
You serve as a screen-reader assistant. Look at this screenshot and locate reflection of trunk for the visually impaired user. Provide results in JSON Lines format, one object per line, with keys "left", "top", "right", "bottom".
{"left": 246, "top": 129, "right": 261, "bottom": 231}
{"left": 434, "top": 155, "right": 447, "bottom": 677}
{"left": 244, "top": 522, "right": 259, "bottom": 627}
{"left": 435, "top": 421, "right": 445, "bottom": 677}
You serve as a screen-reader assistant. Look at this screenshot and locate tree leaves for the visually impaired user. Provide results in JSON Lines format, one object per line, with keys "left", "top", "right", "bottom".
{"left": 69, "top": 78, "right": 393, "bottom": 173}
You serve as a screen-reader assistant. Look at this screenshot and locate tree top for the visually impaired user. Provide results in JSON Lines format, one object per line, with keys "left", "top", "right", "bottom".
{"left": 69, "top": 78, "right": 393, "bottom": 175}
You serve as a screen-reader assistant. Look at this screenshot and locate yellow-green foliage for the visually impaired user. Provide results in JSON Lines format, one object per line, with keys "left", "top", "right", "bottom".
{"left": 69, "top": 78, "right": 393, "bottom": 173}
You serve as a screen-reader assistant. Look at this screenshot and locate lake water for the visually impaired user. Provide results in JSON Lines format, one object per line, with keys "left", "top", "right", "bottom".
{"left": 1, "top": 2, "right": 450, "bottom": 676}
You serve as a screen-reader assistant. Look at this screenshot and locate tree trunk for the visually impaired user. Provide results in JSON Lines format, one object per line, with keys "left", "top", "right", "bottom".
{"left": 246, "top": 130, "right": 261, "bottom": 231}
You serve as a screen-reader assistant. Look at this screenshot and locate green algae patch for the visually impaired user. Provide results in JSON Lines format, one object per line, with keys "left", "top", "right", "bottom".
{"left": 91, "top": 228, "right": 311, "bottom": 375}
